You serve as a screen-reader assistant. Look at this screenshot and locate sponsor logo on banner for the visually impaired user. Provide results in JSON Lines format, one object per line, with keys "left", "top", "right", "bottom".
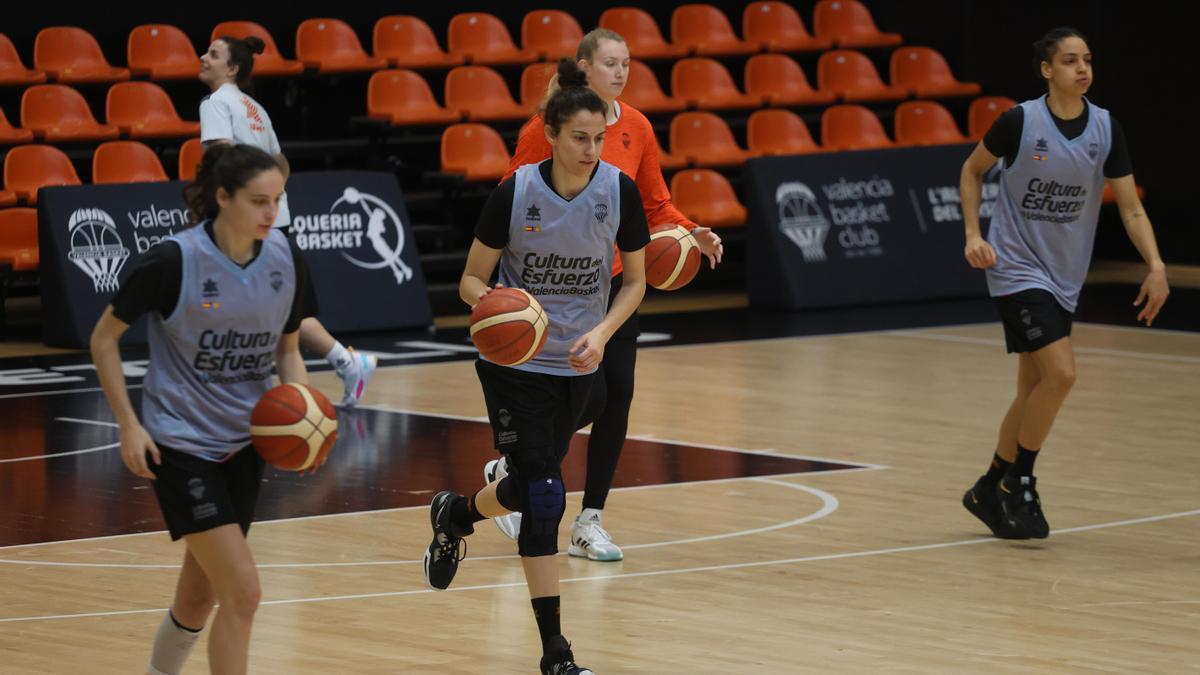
{"left": 66, "top": 208, "right": 131, "bottom": 293}
{"left": 292, "top": 186, "right": 414, "bottom": 286}
{"left": 775, "top": 182, "right": 830, "bottom": 262}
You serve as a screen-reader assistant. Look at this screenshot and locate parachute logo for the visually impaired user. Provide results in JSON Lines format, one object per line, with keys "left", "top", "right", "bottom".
{"left": 775, "top": 182, "right": 830, "bottom": 263}
{"left": 66, "top": 208, "right": 130, "bottom": 293}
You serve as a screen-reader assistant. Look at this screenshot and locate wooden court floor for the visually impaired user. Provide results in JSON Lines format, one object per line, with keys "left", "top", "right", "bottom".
{"left": 1, "top": 321, "right": 1198, "bottom": 673}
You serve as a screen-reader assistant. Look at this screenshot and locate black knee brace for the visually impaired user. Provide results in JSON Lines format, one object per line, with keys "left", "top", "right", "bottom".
{"left": 512, "top": 451, "right": 564, "bottom": 557}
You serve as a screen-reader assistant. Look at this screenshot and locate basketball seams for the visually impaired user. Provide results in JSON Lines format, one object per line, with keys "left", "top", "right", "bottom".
{"left": 470, "top": 288, "right": 549, "bottom": 366}
{"left": 251, "top": 384, "right": 337, "bottom": 471}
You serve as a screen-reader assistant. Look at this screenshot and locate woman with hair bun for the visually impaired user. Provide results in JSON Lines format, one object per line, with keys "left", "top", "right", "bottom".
{"left": 422, "top": 58, "right": 649, "bottom": 675}
{"left": 198, "top": 35, "right": 377, "bottom": 407}
{"left": 91, "top": 144, "right": 311, "bottom": 675}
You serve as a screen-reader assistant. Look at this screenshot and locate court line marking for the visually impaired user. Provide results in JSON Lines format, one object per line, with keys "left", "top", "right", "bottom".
{"left": 886, "top": 330, "right": 1200, "bottom": 365}
{"left": 0, "top": 465, "right": 878, "bottom": 553}
{"left": 2, "top": 505, "right": 1195, "bottom": 624}
{"left": 0, "top": 441, "right": 120, "bottom": 464}
{"left": 0, "top": 480, "right": 838, "bottom": 570}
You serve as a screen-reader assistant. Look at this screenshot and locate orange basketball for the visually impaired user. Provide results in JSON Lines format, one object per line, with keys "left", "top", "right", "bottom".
{"left": 645, "top": 224, "right": 701, "bottom": 291}
{"left": 250, "top": 383, "right": 338, "bottom": 471}
{"left": 470, "top": 287, "right": 549, "bottom": 366}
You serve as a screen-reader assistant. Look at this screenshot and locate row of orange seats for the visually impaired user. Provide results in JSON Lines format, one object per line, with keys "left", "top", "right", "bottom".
{"left": 369, "top": 48, "right": 978, "bottom": 128}
{"left": 0, "top": 82, "right": 197, "bottom": 145}
{"left": 0, "top": 139, "right": 201, "bottom": 208}
{"left": 0, "top": 2, "right": 899, "bottom": 87}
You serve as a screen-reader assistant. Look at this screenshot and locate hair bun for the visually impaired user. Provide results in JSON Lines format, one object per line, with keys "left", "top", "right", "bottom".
{"left": 555, "top": 58, "right": 588, "bottom": 89}
{"left": 243, "top": 36, "right": 266, "bottom": 55}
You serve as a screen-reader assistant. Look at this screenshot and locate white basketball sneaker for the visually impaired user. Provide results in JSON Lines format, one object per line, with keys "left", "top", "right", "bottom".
{"left": 338, "top": 348, "right": 377, "bottom": 407}
{"left": 483, "top": 457, "right": 521, "bottom": 541}
{"left": 568, "top": 510, "right": 623, "bottom": 561}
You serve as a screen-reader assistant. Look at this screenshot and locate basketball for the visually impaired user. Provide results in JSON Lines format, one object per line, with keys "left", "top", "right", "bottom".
{"left": 250, "top": 383, "right": 338, "bottom": 471}
{"left": 645, "top": 224, "right": 701, "bottom": 291}
{"left": 470, "top": 287, "right": 549, "bottom": 366}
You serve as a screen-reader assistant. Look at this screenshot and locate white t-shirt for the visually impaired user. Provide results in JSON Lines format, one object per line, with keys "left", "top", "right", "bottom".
{"left": 199, "top": 82, "right": 290, "bottom": 227}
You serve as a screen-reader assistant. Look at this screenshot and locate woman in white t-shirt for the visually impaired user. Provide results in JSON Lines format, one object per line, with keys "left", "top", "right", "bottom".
{"left": 198, "top": 35, "right": 376, "bottom": 406}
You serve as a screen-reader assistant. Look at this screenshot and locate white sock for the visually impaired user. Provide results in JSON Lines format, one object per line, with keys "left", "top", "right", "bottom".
{"left": 147, "top": 609, "right": 202, "bottom": 675}
{"left": 326, "top": 342, "right": 352, "bottom": 373}
{"left": 579, "top": 508, "right": 603, "bottom": 523}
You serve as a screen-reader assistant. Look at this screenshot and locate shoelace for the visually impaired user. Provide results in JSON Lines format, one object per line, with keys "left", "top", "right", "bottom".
{"left": 436, "top": 532, "right": 467, "bottom": 563}
{"left": 579, "top": 520, "right": 613, "bottom": 544}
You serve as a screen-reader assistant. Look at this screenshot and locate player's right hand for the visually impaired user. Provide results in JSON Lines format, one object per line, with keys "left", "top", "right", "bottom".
{"left": 476, "top": 282, "right": 505, "bottom": 304}
{"left": 964, "top": 236, "right": 997, "bottom": 269}
{"left": 120, "top": 423, "right": 161, "bottom": 479}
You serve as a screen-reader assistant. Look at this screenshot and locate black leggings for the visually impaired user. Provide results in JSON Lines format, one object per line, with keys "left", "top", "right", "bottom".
{"left": 580, "top": 332, "right": 637, "bottom": 511}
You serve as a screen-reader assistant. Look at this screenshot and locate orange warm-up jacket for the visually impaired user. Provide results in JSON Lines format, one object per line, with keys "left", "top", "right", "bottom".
{"left": 500, "top": 101, "right": 697, "bottom": 277}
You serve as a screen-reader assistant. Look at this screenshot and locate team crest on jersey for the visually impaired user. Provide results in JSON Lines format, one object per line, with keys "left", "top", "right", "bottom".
{"left": 622, "top": 131, "right": 631, "bottom": 149}
{"left": 594, "top": 203, "right": 609, "bottom": 223}
{"left": 1088, "top": 142, "right": 1099, "bottom": 160}
{"left": 270, "top": 270, "right": 283, "bottom": 292}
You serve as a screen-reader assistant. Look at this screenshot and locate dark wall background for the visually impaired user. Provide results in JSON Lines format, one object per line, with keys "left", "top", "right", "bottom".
{"left": 5, "top": 1, "right": 1188, "bottom": 263}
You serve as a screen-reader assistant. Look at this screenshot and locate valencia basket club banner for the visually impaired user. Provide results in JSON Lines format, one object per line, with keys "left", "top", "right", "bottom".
{"left": 745, "top": 145, "right": 998, "bottom": 310}
{"left": 38, "top": 172, "right": 432, "bottom": 348}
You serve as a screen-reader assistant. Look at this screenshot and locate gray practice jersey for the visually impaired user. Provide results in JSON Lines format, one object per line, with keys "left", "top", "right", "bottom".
{"left": 499, "top": 161, "right": 623, "bottom": 376}
{"left": 142, "top": 225, "right": 296, "bottom": 460}
{"left": 986, "top": 95, "right": 1112, "bottom": 311}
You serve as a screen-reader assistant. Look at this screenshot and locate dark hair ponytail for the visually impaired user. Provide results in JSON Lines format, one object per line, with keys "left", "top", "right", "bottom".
{"left": 1032, "top": 27, "right": 1087, "bottom": 84}
{"left": 183, "top": 144, "right": 281, "bottom": 224}
{"left": 219, "top": 35, "right": 265, "bottom": 87}
{"left": 543, "top": 59, "right": 607, "bottom": 132}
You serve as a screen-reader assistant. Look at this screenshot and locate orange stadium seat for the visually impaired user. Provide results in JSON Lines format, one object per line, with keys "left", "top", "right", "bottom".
{"left": 670, "top": 169, "right": 746, "bottom": 227}
{"left": 818, "top": 49, "right": 909, "bottom": 102}
{"left": 745, "top": 54, "right": 836, "bottom": 107}
{"left": 813, "top": 0, "right": 903, "bottom": 49}
{"left": 891, "top": 47, "right": 981, "bottom": 98}
{"left": 968, "top": 96, "right": 1017, "bottom": 140}
{"left": 0, "top": 208, "right": 39, "bottom": 272}
{"left": 373, "top": 16, "right": 463, "bottom": 69}
{"left": 92, "top": 141, "right": 169, "bottom": 184}
{"left": 21, "top": 84, "right": 120, "bottom": 142}
{"left": 34, "top": 27, "right": 130, "bottom": 83}
{"left": 367, "top": 69, "right": 461, "bottom": 126}
{"left": 441, "top": 123, "right": 511, "bottom": 182}
{"left": 748, "top": 108, "right": 823, "bottom": 156}
{"left": 296, "top": 18, "right": 387, "bottom": 73}
{"left": 0, "top": 33, "right": 47, "bottom": 86}
{"left": 106, "top": 82, "right": 200, "bottom": 138}
{"left": 672, "top": 58, "right": 761, "bottom": 110}
{"left": 0, "top": 191, "right": 16, "bottom": 208}
{"left": 178, "top": 137, "right": 203, "bottom": 181}
{"left": 127, "top": 24, "right": 200, "bottom": 80}
{"left": 619, "top": 60, "right": 687, "bottom": 114}
{"left": 0, "top": 107, "right": 34, "bottom": 145}
{"left": 821, "top": 104, "right": 894, "bottom": 151}
{"left": 447, "top": 13, "right": 537, "bottom": 66}
{"left": 3, "top": 144, "right": 82, "bottom": 204}
{"left": 521, "top": 10, "right": 584, "bottom": 61}
{"left": 894, "top": 100, "right": 967, "bottom": 146}
{"left": 657, "top": 142, "right": 687, "bottom": 171}
{"left": 670, "top": 111, "right": 752, "bottom": 167}
{"left": 671, "top": 4, "right": 759, "bottom": 57}
{"left": 210, "top": 21, "right": 304, "bottom": 76}
{"left": 444, "top": 66, "right": 529, "bottom": 122}
{"left": 599, "top": 8, "right": 688, "bottom": 60}
{"left": 520, "top": 62, "right": 558, "bottom": 112}
{"left": 742, "top": 2, "right": 832, "bottom": 53}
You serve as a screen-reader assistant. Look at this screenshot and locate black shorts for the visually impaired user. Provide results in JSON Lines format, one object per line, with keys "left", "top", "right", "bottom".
{"left": 994, "top": 288, "right": 1074, "bottom": 354}
{"left": 150, "top": 443, "right": 265, "bottom": 541}
{"left": 475, "top": 359, "right": 595, "bottom": 462}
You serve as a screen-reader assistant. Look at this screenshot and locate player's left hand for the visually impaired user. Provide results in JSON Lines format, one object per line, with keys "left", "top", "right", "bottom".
{"left": 691, "top": 226, "right": 724, "bottom": 269}
{"left": 1134, "top": 266, "right": 1169, "bottom": 326}
{"left": 568, "top": 328, "right": 608, "bottom": 372}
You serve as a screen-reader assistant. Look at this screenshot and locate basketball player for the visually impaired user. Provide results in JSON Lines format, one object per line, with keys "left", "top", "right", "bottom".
{"left": 960, "top": 27, "right": 1169, "bottom": 539}
{"left": 483, "top": 28, "right": 723, "bottom": 562}
{"left": 199, "top": 34, "right": 376, "bottom": 406}
{"left": 423, "top": 60, "right": 649, "bottom": 674}
{"left": 91, "top": 144, "right": 311, "bottom": 675}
